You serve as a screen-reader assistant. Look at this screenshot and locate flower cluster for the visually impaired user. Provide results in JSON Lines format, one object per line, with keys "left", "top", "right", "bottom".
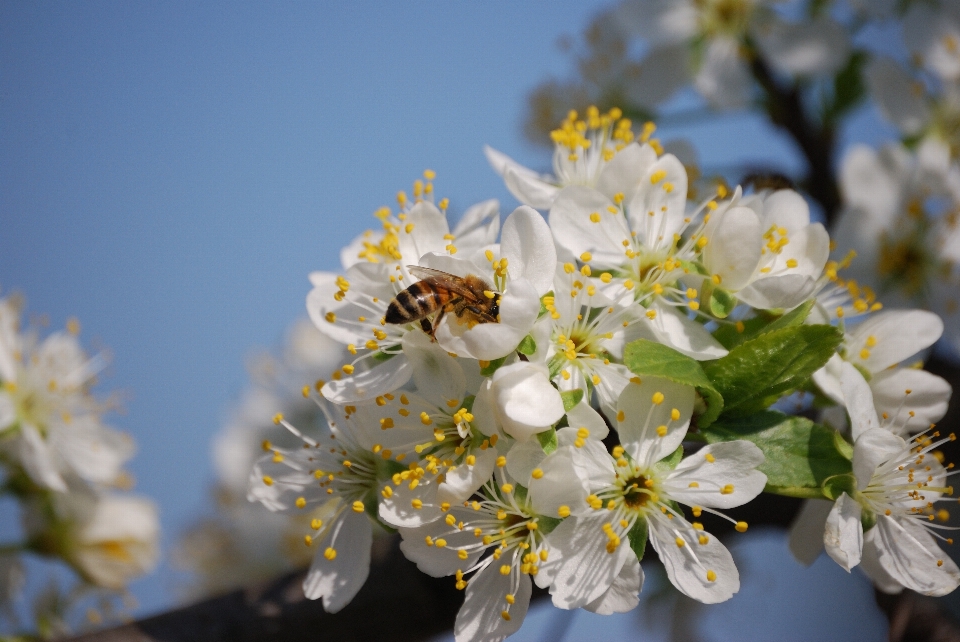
{"left": 0, "top": 295, "right": 159, "bottom": 636}
{"left": 250, "top": 106, "right": 957, "bottom": 641}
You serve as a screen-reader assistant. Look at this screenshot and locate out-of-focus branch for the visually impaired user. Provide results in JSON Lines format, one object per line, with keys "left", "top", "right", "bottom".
{"left": 748, "top": 55, "right": 841, "bottom": 224}
{"left": 64, "top": 538, "right": 468, "bottom": 642}
{"left": 876, "top": 590, "right": 960, "bottom": 642}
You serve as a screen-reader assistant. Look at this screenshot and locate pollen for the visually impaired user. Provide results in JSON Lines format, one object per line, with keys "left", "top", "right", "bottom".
{"left": 324, "top": 547, "right": 337, "bottom": 560}
{"left": 295, "top": 497, "right": 307, "bottom": 509}
{"left": 558, "top": 505, "right": 571, "bottom": 518}
{"left": 352, "top": 500, "right": 365, "bottom": 513}
{"left": 705, "top": 453, "right": 716, "bottom": 463}
{"left": 532, "top": 468, "right": 544, "bottom": 480}
{"left": 706, "top": 570, "right": 717, "bottom": 582}
{"left": 735, "top": 521, "right": 748, "bottom": 533}
{"left": 652, "top": 392, "right": 664, "bottom": 405}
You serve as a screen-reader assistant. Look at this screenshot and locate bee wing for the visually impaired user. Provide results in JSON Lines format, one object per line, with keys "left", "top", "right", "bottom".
{"left": 406, "top": 266, "right": 486, "bottom": 299}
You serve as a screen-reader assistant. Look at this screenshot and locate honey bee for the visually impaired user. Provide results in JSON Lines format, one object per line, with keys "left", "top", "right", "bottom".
{"left": 385, "top": 266, "right": 500, "bottom": 338}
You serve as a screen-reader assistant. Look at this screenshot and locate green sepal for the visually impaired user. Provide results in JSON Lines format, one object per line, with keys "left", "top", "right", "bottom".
{"left": 627, "top": 517, "right": 649, "bottom": 562}
{"left": 821, "top": 473, "right": 857, "bottom": 501}
{"left": 513, "top": 484, "right": 528, "bottom": 504}
{"left": 700, "top": 411, "right": 852, "bottom": 497}
{"left": 560, "top": 389, "right": 584, "bottom": 413}
{"left": 707, "top": 287, "right": 737, "bottom": 319}
{"left": 518, "top": 335, "right": 537, "bottom": 356}
{"left": 861, "top": 509, "right": 877, "bottom": 533}
{"left": 654, "top": 445, "right": 684, "bottom": 473}
{"left": 548, "top": 354, "right": 567, "bottom": 380}
{"left": 624, "top": 339, "right": 723, "bottom": 428}
{"left": 833, "top": 430, "right": 853, "bottom": 461}
{"left": 460, "top": 394, "right": 476, "bottom": 413}
{"left": 480, "top": 356, "right": 507, "bottom": 377}
{"left": 372, "top": 350, "right": 397, "bottom": 362}
{"left": 537, "top": 515, "right": 562, "bottom": 535}
{"left": 702, "top": 324, "right": 842, "bottom": 417}
{"left": 538, "top": 428, "right": 558, "bottom": 454}
{"left": 712, "top": 299, "right": 815, "bottom": 349}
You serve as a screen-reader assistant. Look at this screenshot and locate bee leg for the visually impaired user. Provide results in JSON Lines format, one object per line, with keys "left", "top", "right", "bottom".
{"left": 420, "top": 318, "right": 433, "bottom": 336}
{"left": 464, "top": 305, "right": 498, "bottom": 323}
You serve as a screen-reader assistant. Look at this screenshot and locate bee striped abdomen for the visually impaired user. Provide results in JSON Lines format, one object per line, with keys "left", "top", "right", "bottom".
{"left": 385, "top": 281, "right": 444, "bottom": 324}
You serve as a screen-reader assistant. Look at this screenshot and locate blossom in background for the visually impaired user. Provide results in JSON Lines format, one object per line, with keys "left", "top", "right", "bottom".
{"left": 24, "top": 489, "right": 160, "bottom": 591}
{"left": 176, "top": 319, "right": 346, "bottom": 598}
{"left": 832, "top": 143, "right": 960, "bottom": 355}
{"left": 614, "top": 0, "right": 850, "bottom": 110}
{"left": 792, "top": 363, "right": 960, "bottom": 596}
{"left": 0, "top": 297, "right": 133, "bottom": 492}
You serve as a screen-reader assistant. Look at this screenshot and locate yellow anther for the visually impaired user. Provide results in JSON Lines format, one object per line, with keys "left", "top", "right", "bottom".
{"left": 721, "top": 484, "right": 735, "bottom": 495}
{"left": 531, "top": 468, "right": 544, "bottom": 480}
{"left": 295, "top": 497, "right": 307, "bottom": 509}
{"left": 580, "top": 252, "right": 592, "bottom": 262}
{"left": 675, "top": 537, "right": 685, "bottom": 547}
{"left": 324, "top": 547, "right": 337, "bottom": 560}
{"left": 656, "top": 425, "right": 668, "bottom": 437}
{"left": 652, "top": 392, "right": 665, "bottom": 405}
{"left": 705, "top": 453, "right": 716, "bottom": 463}
{"left": 272, "top": 413, "right": 284, "bottom": 425}
{"left": 262, "top": 476, "right": 274, "bottom": 486}
{"left": 706, "top": 570, "right": 717, "bottom": 582}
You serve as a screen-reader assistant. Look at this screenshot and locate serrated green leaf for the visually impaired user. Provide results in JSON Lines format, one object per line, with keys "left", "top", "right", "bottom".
{"left": 713, "top": 300, "right": 815, "bottom": 349}
{"left": 518, "top": 335, "right": 537, "bottom": 356}
{"left": 702, "top": 324, "right": 842, "bottom": 417}
{"left": 538, "top": 428, "right": 558, "bottom": 454}
{"left": 559, "top": 389, "right": 584, "bottom": 413}
{"left": 654, "top": 445, "right": 684, "bottom": 473}
{"left": 627, "top": 517, "right": 648, "bottom": 562}
{"left": 480, "top": 356, "right": 507, "bottom": 377}
{"left": 701, "top": 411, "right": 851, "bottom": 497}
{"left": 624, "top": 339, "right": 723, "bottom": 427}
{"left": 707, "top": 288, "right": 737, "bottom": 319}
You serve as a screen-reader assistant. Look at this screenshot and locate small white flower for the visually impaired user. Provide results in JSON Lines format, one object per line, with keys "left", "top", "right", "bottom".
{"left": 538, "top": 377, "right": 765, "bottom": 607}
{"left": 792, "top": 368, "right": 960, "bottom": 596}
{"left": 472, "top": 361, "right": 565, "bottom": 443}
{"left": 248, "top": 400, "right": 417, "bottom": 612}
{"left": 485, "top": 108, "right": 653, "bottom": 210}
{"left": 425, "top": 206, "right": 557, "bottom": 361}
{"left": 307, "top": 189, "right": 500, "bottom": 403}
{"left": 398, "top": 468, "right": 548, "bottom": 642}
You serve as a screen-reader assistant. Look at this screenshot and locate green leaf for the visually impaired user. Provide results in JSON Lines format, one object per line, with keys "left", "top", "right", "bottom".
{"left": 702, "top": 324, "right": 842, "bottom": 417}
{"left": 480, "top": 356, "right": 507, "bottom": 377}
{"left": 712, "top": 300, "right": 815, "bottom": 349}
{"left": 654, "top": 445, "right": 684, "bottom": 473}
{"left": 518, "top": 335, "right": 537, "bottom": 356}
{"left": 701, "top": 411, "right": 851, "bottom": 497}
{"left": 707, "top": 288, "right": 737, "bottom": 319}
{"left": 627, "top": 517, "right": 648, "bottom": 562}
{"left": 537, "top": 428, "right": 558, "bottom": 454}
{"left": 624, "top": 339, "right": 723, "bottom": 428}
{"left": 559, "top": 389, "right": 584, "bottom": 413}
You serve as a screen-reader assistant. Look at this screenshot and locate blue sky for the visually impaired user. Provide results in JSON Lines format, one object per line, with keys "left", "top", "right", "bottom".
{"left": 0, "top": 1, "right": 894, "bottom": 637}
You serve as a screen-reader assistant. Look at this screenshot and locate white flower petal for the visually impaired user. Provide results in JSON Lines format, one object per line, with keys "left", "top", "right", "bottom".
{"left": 403, "top": 331, "right": 466, "bottom": 409}
{"left": 455, "top": 563, "right": 532, "bottom": 642}
{"left": 549, "top": 186, "right": 630, "bottom": 265}
{"left": 694, "top": 37, "right": 752, "bottom": 110}
{"left": 398, "top": 507, "right": 484, "bottom": 578}
{"left": 702, "top": 206, "right": 762, "bottom": 291}
{"left": 649, "top": 515, "right": 739, "bottom": 603}
{"left": 865, "top": 57, "right": 929, "bottom": 136}
{"left": 529, "top": 447, "right": 590, "bottom": 519}
{"left": 438, "top": 447, "right": 499, "bottom": 506}
{"left": 547, "top": 511, "right": 632, "bottom": 609}
{"left": 489, "top": 362, "right": 565, "bottom": 442}
{"left": 303, "top": 510, "right": 372, "bottom": 613}
{"left": 595, "top": 142, "right": 659, "bottom": 198}
{"left": 564, "top": 399, "right": 610, "bottom": 441}
{"left": 665, "top": 441, "right": 766, "bottom": 509}
{"left": 320, "top": 355, "right": 413, "bottom": 403}
{"left": 860, "top": 528, "right": 905, "bottom": 594}
{"left": 849, "top": 310, "right": 944, "bottom": 373}
{"left": 501, "top": 206, "right": 558, "bottom": 296}
{"left": 630, "top": 301, "right": 728, "bottom": 360}
{"left": 583, "top": 554, "right": 643, "bottom": 615}
{"left": 788, "top": 499, "right": 833, "bottom": 566}
{"left": 504, "top": 439, "right": 547, "bottom": 485}
{"left": 871, "top": 368, "right": 951, "bottom": 435}
{"left": 852, "top": 429, "right": 906, "bottom": 490}
{"left": 627, "top": 155, "right": 688, "bottom": 251}
{"left": 839, "top": 361, "right": 881, "bottom": 442}
{"left": 617, "top": 377, "right": 694, "bottom": 468}
{"left": 453, "top": 200, "right": 501, "bottom": 248}
{"left": 824, "top": 493, "right": 863, "bottom": 572}
{"left": 18, "top": 424, "right": 67, "bottom": 492}
{"left": 872, "top": 514, "right": 960, "bottom": 596}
